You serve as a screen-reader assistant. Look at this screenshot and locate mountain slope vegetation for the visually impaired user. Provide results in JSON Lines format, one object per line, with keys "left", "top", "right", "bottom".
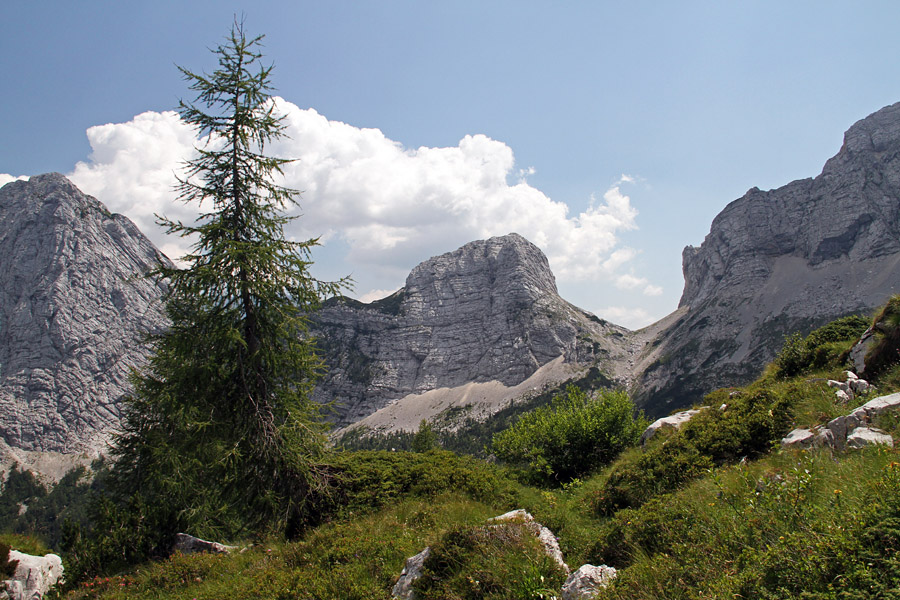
{"left": 3, "top": 295, "right": 900, "bottom": 599}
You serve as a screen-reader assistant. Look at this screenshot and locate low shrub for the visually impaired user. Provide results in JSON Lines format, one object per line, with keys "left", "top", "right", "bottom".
{"left": 681, "top": 387, "right": 792, "bottom": 464}
{"left": 773, "top": 315, "right": 869, "bottom": 378}
{"left": 589, "top": 449, "right": 900, "bottom": 600}
{"left": 325, "top": 450, "right": 520, "bottom": 517}
{"left": 414, "top": 520, "right": 567, "bottom": 600}
{"left": 592, "top": 435, "right": 712, "bottom": 516}
{"left": 61, "top": 494, "right": 180, "bottom": 586}
{"left": 492, "top": 386, "right": 647, "bottom": 485}
{"left": 593, "top": 386, "right": 792, "bottom": 516}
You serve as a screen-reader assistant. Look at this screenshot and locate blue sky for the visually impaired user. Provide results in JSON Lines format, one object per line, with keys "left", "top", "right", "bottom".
{"left": 3, "top": 1, "right": 900, "bottom": 328}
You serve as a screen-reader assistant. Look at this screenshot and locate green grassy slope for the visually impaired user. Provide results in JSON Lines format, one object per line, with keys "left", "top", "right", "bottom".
{"left": 4, "top": 297, "right": 900, "bottom": 600}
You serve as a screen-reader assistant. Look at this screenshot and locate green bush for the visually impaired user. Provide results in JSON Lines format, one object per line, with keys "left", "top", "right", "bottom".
{"left": 681, "top": 387, "right": 792, "bottom": 464}
{"left": 492, "top": 386, "right": 647, "bottom": 485}
{"left": 60, "top": 493, "right": 179, "bottom": 585}
{"left": 325, "top": 450, "right": 520, "bottom": 517}
{"left": 593, "top": 387, "right": 792, "bottom": 516}
{"left": 588, "top": 449, "right": 900, "bottom": 600}
{"left": 592, "top": 435, "right": 712, "bottom": 516}
{"left": 773, "top": 315, "right": 869, "bottom": 378}
{"left": 414, "top": 520, "right": 566, "bottom": 600}
{"left": 411, "top": 420, "right": 440, "bottom": 453}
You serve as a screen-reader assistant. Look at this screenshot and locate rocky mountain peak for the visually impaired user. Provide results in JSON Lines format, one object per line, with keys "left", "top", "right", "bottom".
{"left": 406, "top": 233, "right": 558, "bottom": 302}
{"left": 825, "top": 101, "right": 900, "bottom": 167}
{"left": 313, "top": 233, "right": 631, "bottom": 428}
{"left": 0, "top": 174, "right": 170, "bottom": 456}
{"left": 635, "top": 103, "right": 900, "bottom": 415}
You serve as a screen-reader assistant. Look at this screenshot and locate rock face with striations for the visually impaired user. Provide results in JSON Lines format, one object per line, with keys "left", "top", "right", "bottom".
{"left": 632, "top": 102, "right": 900, "bottom": 416}
{"left": 0, "top": 173, "right": 169, "bottom": 456}
{"left": 313, "top": 233, "right": 632, "bottom": 427}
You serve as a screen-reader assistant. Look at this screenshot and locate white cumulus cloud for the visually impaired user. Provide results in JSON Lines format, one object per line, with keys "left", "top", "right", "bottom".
{"left": 357, "top": 288, "right": 401, "bottom": 303}
{"left": 0, "top": 174, "right": 29, "bottom": 187}
{"left": 67, "top": 99, "right": 659, "bottom": 320}
{"left": 596, "top": 306, "right": 654, "bottom": 330}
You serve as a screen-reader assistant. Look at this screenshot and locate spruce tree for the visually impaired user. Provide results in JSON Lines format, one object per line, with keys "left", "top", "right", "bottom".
{"left": 111, "top": 21, "right": 346, "bottom": 538}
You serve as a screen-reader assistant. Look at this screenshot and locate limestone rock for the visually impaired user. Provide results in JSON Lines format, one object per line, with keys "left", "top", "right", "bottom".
{"left": 561, "top": 564, "right": 618, "bottom": 600}
{"left": 632, "top": 102, "right": 900, "bottom": 417}
{"left": 835, "top": 389, "right": 852, "bottom": 404}
{"left": 850, "top": 378, "right": 874, "bottom": 395}
{"left": 855, "top": 391, "right": 900, "bottom": 419}
{"left": 313, "top": 233, "right": 635, "bottom": 428}
{"left": 489, "top": 509, "right": 568, "bottom": 572}
{"left": 815, "top": 428, "right": 836, "bottom": 448}
{"left": 2, "top": 551, "right": 63, "bottom": 600}
{"left": 173, "top": 533, "right": 237, "bottom": 555}
{"left": 827, "top": 414, "right": 863, "bottom": 449}
{"left": 391, "top": 547, "right": 431, "bottom": 600}
{"left": 850, "top": 328, "right": 877, "bottom": 374}
{"left": 847, "top": 427, "right": 893, "bottom": 449}
{"left": 805, "top": 392, "right": 900, "bottom": 450}
{"left": 640, "top": 408, "right": 703, "bottom": 444}
{"left": 0, "top": 174, "right": 170, "bottom": 456}
{"left": 781, "top": 428, "right": 817, "bottom": 449}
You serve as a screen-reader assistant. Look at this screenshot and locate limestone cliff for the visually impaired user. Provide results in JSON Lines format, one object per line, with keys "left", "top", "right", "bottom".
{"left": 632, "top": 102, "right": 900, "bottom": 416}
{"left": 6, "top": 100, "right": 900, "bottom": 457}
{"left": 313, "top": 234, "right": 634, "bottom": 427}
{"left": 0, "top": 173, "right": 169, "bottom": 455}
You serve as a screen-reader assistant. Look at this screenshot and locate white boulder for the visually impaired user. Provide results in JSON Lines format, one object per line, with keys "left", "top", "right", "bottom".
{"left": 391, "top": 547, "right": 431, "bottom": 600}
{"left": 561, "top": 564, "right": 618, "bottom": 600}
{"left": 640, "top": 409, "right": 703, "bottom": 444}
{"left": 2, "top": 551, "right": 63, "bottom": 600}
{"left": 781, "top": 428, "right": 816, "bottom": 449}
{"left": 850, "top": 378, "right": 874, "bottom": 395}
{"left": 854, "top": 392, "right": 900, "bottom": 419}
{"left": 173, "top": 533, "right": 237, "bottom": 554}
{"left": 847, "top": 427, "right": 893, "bottom": 449}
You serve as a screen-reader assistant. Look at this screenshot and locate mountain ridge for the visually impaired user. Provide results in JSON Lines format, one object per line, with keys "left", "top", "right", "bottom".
{"left": 0, "top": 173, "right": 170, "bottom": 460}
{"left": 4, "top": 101, "right": 900, "bottom": 462}
{"left": 312, "top": 232, "right": 636, "bottom": 429}
{"left": 631, "top": 101, "right": 900, "bottom": 415}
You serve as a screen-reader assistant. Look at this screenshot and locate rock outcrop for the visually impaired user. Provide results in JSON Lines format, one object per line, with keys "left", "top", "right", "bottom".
{"left": 640, "top": 408, "right": 704, "bottom": 444}
{"left": 782, "top": 391, "right": 900, "bottom": 450}
{"left": 633, "top": 102, "right": 900, "bottom": 416}
{"left": 391, "top": 509, "right": 576, "bottom": 600}
{"left": 172, "top": 533, "right": 237, "bottom": 555}
{"left": 0, "top": 174, "right": 169, "bottom": 456}
{"left": 391, "top": 547, "right": 431, "bottom": 600}
{"left": 313, "top": 233, "right": 634, "bottom": 428}
{"left": 2, "top": 550, "right": 63, "bottom": 600}
{"left": 562, "top": 564, "right": 618, "bottom": 600}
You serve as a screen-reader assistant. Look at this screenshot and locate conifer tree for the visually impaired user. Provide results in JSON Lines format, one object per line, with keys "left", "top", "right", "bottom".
{"left": 111, "top": 20, "right": 346, "bottom": 537}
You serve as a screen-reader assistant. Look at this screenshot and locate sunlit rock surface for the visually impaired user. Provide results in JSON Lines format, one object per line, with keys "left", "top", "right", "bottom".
{"left": 0, "top": 174, "right": 169, "bottom": 454}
